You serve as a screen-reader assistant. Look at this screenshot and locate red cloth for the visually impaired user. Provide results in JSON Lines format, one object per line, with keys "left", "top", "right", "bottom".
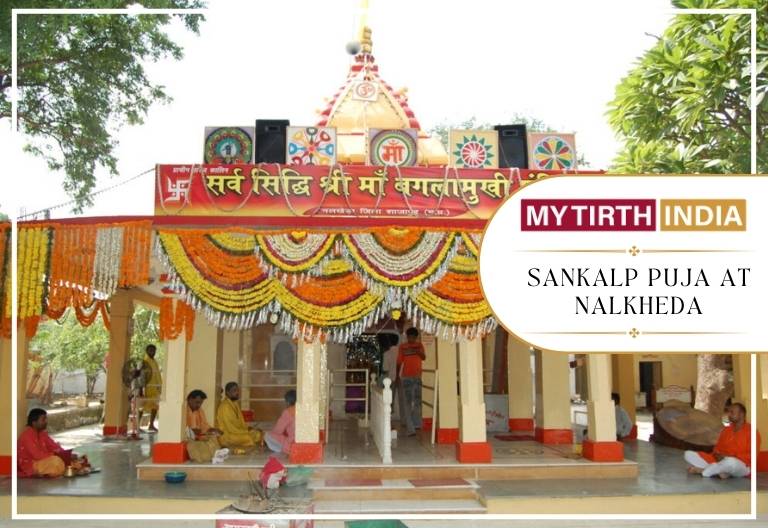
{"left": 397, "top": 342, "right": 425, "bottom": 378}
{"left": 268, "top": 406, "right": 296, "bottom": 454}
{"left": 698, "top": 422, "right": 760, "bottom": 466}
{"left": 260, "top": 456, "right": 287, "bottom": 488}
{"left": 17, "top": 426, "right": 68, "bottom": 478}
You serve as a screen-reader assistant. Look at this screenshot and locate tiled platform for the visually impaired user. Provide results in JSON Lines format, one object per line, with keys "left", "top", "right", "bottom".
{"left": 137, "top": 419, "right": 637, "bottom": 481}
{"left": 14, "top": 419, "right": 767, "bottom": 515}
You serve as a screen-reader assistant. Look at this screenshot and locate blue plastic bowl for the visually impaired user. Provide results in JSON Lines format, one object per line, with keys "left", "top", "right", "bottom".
{"left": 164, "top": 471, "right": 187, "bottom": 483}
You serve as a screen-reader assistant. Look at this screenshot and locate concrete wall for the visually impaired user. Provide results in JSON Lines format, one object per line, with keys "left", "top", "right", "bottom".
{"left": 52, "top": 369, "right": 106, "bottom": 395}
{"left": 633, "top": 354, "right": 698, "bottom": 391}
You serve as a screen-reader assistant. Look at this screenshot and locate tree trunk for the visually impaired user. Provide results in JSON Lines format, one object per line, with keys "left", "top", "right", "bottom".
{"left": 86, "top": 374, "right": 97, "bottom": 396}
{"left": 694, "top": 354, "right": 732, "bottom": 416}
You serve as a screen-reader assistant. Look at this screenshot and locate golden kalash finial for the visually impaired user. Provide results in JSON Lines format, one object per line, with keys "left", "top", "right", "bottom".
{"left": 346, "top": 0, "right": 373, "bottom": 56}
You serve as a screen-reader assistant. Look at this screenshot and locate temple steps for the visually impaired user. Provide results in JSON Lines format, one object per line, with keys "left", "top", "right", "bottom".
{"left": 137, "top": 461, "right": 638, "bottom": 481}
{"left": 308, "top": 478, "right": 480, "bottom": 501}
{"left": 312, "top": 499, "right": 487, "bottom": 514}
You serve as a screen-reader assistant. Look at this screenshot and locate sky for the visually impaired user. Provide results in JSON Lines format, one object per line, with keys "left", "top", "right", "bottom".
{"left": 5, "top": 0, "right": 674, "bottom": 219}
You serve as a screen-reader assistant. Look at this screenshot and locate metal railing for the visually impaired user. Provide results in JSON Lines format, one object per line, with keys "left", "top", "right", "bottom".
{"left": 241, "top": 369, "right": 297, "bottom": 404}
{"left": 421, "top": 368, "right": 439, "bottom": 444}
{"left": 329, "top": 368, "right": 370, "bottom": 427}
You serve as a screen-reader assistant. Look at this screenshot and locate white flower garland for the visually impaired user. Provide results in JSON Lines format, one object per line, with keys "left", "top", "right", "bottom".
{"left": 92, "top": 226, "right": 124, "bottom": 298}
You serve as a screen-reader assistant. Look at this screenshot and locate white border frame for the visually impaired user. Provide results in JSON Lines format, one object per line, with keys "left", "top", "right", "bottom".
{"left": 8, "top": 5, "right": 760, "bottom": 523}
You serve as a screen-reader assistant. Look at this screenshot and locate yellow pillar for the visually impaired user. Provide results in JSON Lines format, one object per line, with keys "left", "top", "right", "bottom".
{"left": 0, "top": 337, "right": 11, "bottom": 475}
{"left": 436, "top": 338, "right": 459, "bottom": 444}
{"left": 16, "top": 327, "right": 28, "bottom": 434}
{"left": 507, "top": 334, "right": 533, "bottom": 432}
{"left": 456, "top": 338, "right": 491, "bottom": 462}
{"left": 611, "top": 354, "right": 637, "bottom": 438}
{"left": 732, "top": 353, "right": 751, "bottom": 417}
{"left": 757, "top": 353, "right": 768, "bottom": 471}
{"left": 290, "top": 339, "right": 323, "bottom": 463}
{"left": 583, "top": 354, "right": 623, "bottom": 461}
{"left": 152, "top": 330, "right": 188, "bottom": 463}
{"left": 534, "top": 350, "right": 573, "bottom": 444}
{"left": 102, "top": 294, "right": 134, "bottom": 436}
{"left": 185, "top": 316, "right": 218, "bottom": 425}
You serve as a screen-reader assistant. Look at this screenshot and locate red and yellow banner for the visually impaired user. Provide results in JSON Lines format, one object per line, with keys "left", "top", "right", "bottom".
{"left": 155, "top": 164, "right": 600, "bottom": 224}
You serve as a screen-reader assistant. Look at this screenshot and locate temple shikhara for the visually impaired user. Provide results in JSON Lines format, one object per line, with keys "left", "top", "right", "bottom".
{"left": 1, "top": 17, "right": 766, "bottom": 519}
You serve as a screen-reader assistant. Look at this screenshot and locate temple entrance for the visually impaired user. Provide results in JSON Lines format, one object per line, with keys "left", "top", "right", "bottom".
{"left": 639, "top": 361, "right": 663, "bottom": 408}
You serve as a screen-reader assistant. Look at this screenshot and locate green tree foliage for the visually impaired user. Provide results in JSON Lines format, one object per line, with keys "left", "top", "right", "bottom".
{"left": 31, "top": 303, "right": 161, "bottom": 395}
{"left": 31, "top": 309, "right": 109, "bottom": 395}
{"left": 429, "top": 114, "right": 589, "bottom": 167}
{"left": 608, "top": 0, "right": 767, "bottom": 173}
{"left": 130, "top": 303, "right": 163, "bottom": 363}
{"left": 0, "top": 1, "right": 205, "bottom": 211}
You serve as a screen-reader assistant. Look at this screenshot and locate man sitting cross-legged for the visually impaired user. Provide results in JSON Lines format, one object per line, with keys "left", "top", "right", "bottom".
{"left": 18, "top": 408, "right": 75, "bottom": 478}
{"left": 216, "top": 381, "right": 263, "bottom": 450}
{"left": 684, "top": 402, "right": 759, "bottom": 479}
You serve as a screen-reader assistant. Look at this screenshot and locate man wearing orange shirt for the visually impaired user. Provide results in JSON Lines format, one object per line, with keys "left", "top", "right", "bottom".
{"left": 684, "top": 402, "right": 758, "bottom": 479}
{"left": 397, "top": 327, "right": 426, "bottom": 436}
{"left": 186, "top": 389, "right": 222, "bottom": 438}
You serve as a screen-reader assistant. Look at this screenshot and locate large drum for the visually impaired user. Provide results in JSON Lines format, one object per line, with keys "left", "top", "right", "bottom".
{"left": 651, "top": 403, "right": 724, "bottom": 451}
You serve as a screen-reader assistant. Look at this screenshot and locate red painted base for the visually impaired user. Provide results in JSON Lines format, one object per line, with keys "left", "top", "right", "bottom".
{"left": 152, "top": 442, "right": 189, "bottom": 464}
{"left": 535, "top": 427, "right": 573, "bottom": 445}
{"left": 758, "top": 451, "right": 768, "bottom": 473}
{"left": 508, "top": 418, "right": 534, "bottom": 432}
{"left": 583, "top": 439, "right": 624, "bottom": 462}
{"left": 289, "top": 442, "right": 323, "bottom": 464}
{"left": 319, "top": 429, "right": 326, "bottom": 443}
{"left": 0, "top": 455, "right": 10, "bottom": 476}
{"left": 621, "top": 424, "right": 638, "bottom": 441}
{"left": 436, "top": 427, "right": 459, "bottom": 444}
{"left": 456, "top": 441, "right": 493, "bottom": 463}
{"left": 102, "top": 425, "right": 127, "bottom": 437}
{"left": 422, "top": 417, "right": 433, "bottom": 430}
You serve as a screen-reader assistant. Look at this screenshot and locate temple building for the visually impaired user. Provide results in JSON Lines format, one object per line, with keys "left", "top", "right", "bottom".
{"left": 1, "top": 22, "right": 767, "bottom": 518}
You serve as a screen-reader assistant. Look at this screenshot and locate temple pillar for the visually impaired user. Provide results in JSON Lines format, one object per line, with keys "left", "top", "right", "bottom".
{"left": 757, "top": 353, "right": 768, "bottom": 472}
{"left": 290, "top": 339, "right": 323, "bottom": 463}
{"left": 584, "top": 354, "right": 623, "bottom": 461}
{"left": 456, "top": 338, "right": 491, "bottom": 463}
{"left": 186, "top": 316, "right": 218, "bottom": 425}
{"left": 534, "top": 350, "right": 573, "bottom": 444}
{"left": 611, "top": 354, "right": 637, "bottom": 439}
{"left": 507, "top": 335, "right": 533, "bottom": 432}
{"left": 436, "top": 339, "right": 459, "bottom": 444}
{"left": 732, "top": 353, "right": 751, "bottom": 416}
{"left": 152, "top": 330, "right": 189, "bottom": 463}
{"left": 102, "top": 294, "right": 134, "bottom": 436}
{"left": 0, "top": 338, "right": 11, "bottom": 475}
{"left": 16, "top": 326, "right": 29, "bottom": 434}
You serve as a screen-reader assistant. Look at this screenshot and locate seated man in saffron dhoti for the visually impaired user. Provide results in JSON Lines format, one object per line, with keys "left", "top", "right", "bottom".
{"left": 684, "top": 402, "right": 759, "bottom": 479}
{"left": 18, "top": 408, "right": 75, "bottom": 478}
{"left": 186, "top": 389, "right": 222, "bottom": 439}
{"left": 216, "top": 381, "right": 263, "bottom": 450}
{"left": 265, "top": 390, "right": 296, "bottom": 455}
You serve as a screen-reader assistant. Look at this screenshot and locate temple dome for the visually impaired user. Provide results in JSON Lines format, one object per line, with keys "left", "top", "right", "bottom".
{"left": 316, "top": 27, "right": 448, "bottom": 165}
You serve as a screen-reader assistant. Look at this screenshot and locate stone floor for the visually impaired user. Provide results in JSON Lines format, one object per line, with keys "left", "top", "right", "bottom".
{"left": 1, "top": 519, "right": 767, "bottom": 528}
{"left": 8, "top": 418, "right": 766, "bottom": 518}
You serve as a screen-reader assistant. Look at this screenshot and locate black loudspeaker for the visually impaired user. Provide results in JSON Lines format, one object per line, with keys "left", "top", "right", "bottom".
{"left": 494, "top": 124, "right": 528, "bottom": 169}
{"left": 255, "top": 119, "right": 289, "bottom": 163}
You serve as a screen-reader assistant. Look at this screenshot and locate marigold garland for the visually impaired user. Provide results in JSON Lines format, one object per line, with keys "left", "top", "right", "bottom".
{"left": 159, "top": 297, "right": 196, "bottom": 341}
{"left": 18, "top": 227, "right": 51, "bottom": 320}
{"left": 0, "top": 223, "right": 10, "bottom": 338}
{"left": 342, "top": 229, "right": 457, "bottom": 288}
